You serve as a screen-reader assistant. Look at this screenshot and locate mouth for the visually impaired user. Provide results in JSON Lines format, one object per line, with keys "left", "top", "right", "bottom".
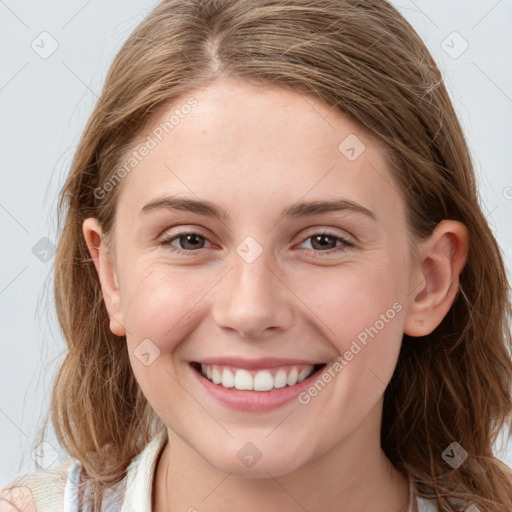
{"left": 190, "top": 361, "right": 326, "bottom": 392}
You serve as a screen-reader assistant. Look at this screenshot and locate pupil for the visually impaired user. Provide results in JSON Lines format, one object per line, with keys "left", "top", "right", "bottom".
{"left": 312, "top": 235, "right": 335, "bottom": 250}
{"left": 179, "top": 234, "right": 337, "bottom": 251}
{"left": 182, "top": 234, "right": 203, "bottom": 249}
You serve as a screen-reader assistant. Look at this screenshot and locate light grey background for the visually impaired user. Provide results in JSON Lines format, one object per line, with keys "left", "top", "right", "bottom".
{"left": 1, "top": 0, "right": 511, "bottom": 486}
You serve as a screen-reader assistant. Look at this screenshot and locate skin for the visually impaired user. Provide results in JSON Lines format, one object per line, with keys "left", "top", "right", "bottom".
{"left": 83, "top": 77, "right": 468, "bottom": 512}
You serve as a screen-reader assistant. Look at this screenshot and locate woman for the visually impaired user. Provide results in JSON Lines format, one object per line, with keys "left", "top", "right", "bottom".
{"left": 2, "top": 1, "right": 512, "bottom": 511}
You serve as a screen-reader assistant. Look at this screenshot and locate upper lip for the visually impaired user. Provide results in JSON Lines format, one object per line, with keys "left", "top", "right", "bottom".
{"left": 193, "top": 357, "right": 325, "bottom": 370}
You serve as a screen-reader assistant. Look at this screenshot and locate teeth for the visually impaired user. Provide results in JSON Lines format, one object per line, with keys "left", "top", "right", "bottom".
{"left": 286, "top": 368, "right": 298, "bottom": 386}
{"left": 298, "top": 368, "right": 311, "bottom": 382}
{"left": 274, "top": 369, "right": 287, "bottom": 388}
{"left": 198, "top": 364, "right": 317, "bottom": 391}
{"left": 234, "top": 369, "right": 252, "bottom": 390}
{"left": 253, "top": 371, "right": 274, "bottom": 391}
{"left": 221, "top": 368, "right": 235, "bottom": 388}
{"left": 211, "top": 367, "right": 221, "bottom": 384}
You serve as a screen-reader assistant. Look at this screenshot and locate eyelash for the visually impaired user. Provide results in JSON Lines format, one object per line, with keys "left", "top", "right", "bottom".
{"left": 159, "top": 229, "right": 354, "bottom": 257}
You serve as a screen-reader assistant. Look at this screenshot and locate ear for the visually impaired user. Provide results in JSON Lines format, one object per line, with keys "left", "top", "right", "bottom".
{"left": 82, "top": 218, "right": 126, "bottom": 337}
{"left": 404, "top": 220, "right": 469, "bottom": 337}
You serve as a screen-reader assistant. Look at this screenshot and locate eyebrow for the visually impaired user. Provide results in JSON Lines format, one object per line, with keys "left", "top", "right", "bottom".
{"left": 140, "top": 195, "right": 376, "bottom": 221}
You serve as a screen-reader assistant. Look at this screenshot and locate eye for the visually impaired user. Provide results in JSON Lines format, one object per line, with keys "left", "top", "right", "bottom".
{"left": 160, "top": 229, "right": 354, "bottom": 257}
{"left": 297, "top": 231, "right": 354, "bottom": 256}
{"left": 160, "top": 231, "right": 212, "bottom": 255}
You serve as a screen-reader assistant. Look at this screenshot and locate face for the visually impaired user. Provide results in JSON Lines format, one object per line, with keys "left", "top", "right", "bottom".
{"left": 86, "top": 78, "right": 424, "bottom": 477}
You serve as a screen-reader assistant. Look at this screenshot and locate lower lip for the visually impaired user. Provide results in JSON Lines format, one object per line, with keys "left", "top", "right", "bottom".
{"left": 190, "top": 364, "right": 325, "bottom": 412}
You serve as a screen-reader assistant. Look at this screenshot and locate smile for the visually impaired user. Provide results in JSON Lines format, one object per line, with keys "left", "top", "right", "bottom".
{"left": 189, "top": 358, "right": 328, "bottom": 411}
{"left": 199, "top": 363, "right": 320, "bottom": 391}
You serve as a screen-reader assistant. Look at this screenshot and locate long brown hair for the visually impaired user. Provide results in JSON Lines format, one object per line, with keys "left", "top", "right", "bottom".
{"left": 6, "top": 0, "right": 512, "bottom": 510}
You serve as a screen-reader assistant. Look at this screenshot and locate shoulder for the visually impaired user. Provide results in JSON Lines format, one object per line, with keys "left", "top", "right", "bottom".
{"left": 0, "top": 429, "right": 168, "bottom": 512}
{"left": 0, "top": 460, "right": 78, "bottom": 512}
{"left": 417, "top": 495, "right": 439, "bottom": 512}
{"left": 0, "top": 484, "right": 37, "bottom": 512}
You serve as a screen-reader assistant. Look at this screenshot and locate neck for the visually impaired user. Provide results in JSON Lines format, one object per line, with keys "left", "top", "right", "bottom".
{"left": 153, "top": 403, "right": 410, "bottom": 512}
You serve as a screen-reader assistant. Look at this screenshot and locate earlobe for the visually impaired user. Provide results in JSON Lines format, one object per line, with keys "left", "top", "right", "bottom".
{"left": 82, "top": 218, "right": 126, "bottom": 337}
{"left": 403, "top": 220, "right": 469, "bottom": 337}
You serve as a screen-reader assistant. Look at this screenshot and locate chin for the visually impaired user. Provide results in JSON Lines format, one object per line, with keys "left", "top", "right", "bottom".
{"left": 203, "top": 445, "right": 311, "bottom": 478}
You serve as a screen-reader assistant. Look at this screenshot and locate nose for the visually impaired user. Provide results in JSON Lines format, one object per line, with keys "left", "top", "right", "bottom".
{"left": 211, "top": 246, "right": 294, "bottom": 339}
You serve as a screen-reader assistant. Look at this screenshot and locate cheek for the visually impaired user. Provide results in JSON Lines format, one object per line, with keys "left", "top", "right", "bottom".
{"left": 290, "top": 254, "right": 409, "bottom": 408}
{"left": 118, "top": 264, "right": 209, "bottom": 410}
{"left": 289, "top": 261, "right": 407, "bottom": 430}
{"left": 119, "top": 263, "right": 217, "bottom": 349}
{"left": 300, "top": 259, "right": 406, "bottom": 342}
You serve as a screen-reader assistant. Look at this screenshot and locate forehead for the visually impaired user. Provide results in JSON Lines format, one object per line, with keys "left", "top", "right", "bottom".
{"left": 115, "top": 78, "right": 403, "bottom": 223}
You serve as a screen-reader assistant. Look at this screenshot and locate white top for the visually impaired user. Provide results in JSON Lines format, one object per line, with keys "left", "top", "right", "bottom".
{"left": 2, "top": 429, "right": 438, "bottom": 512}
